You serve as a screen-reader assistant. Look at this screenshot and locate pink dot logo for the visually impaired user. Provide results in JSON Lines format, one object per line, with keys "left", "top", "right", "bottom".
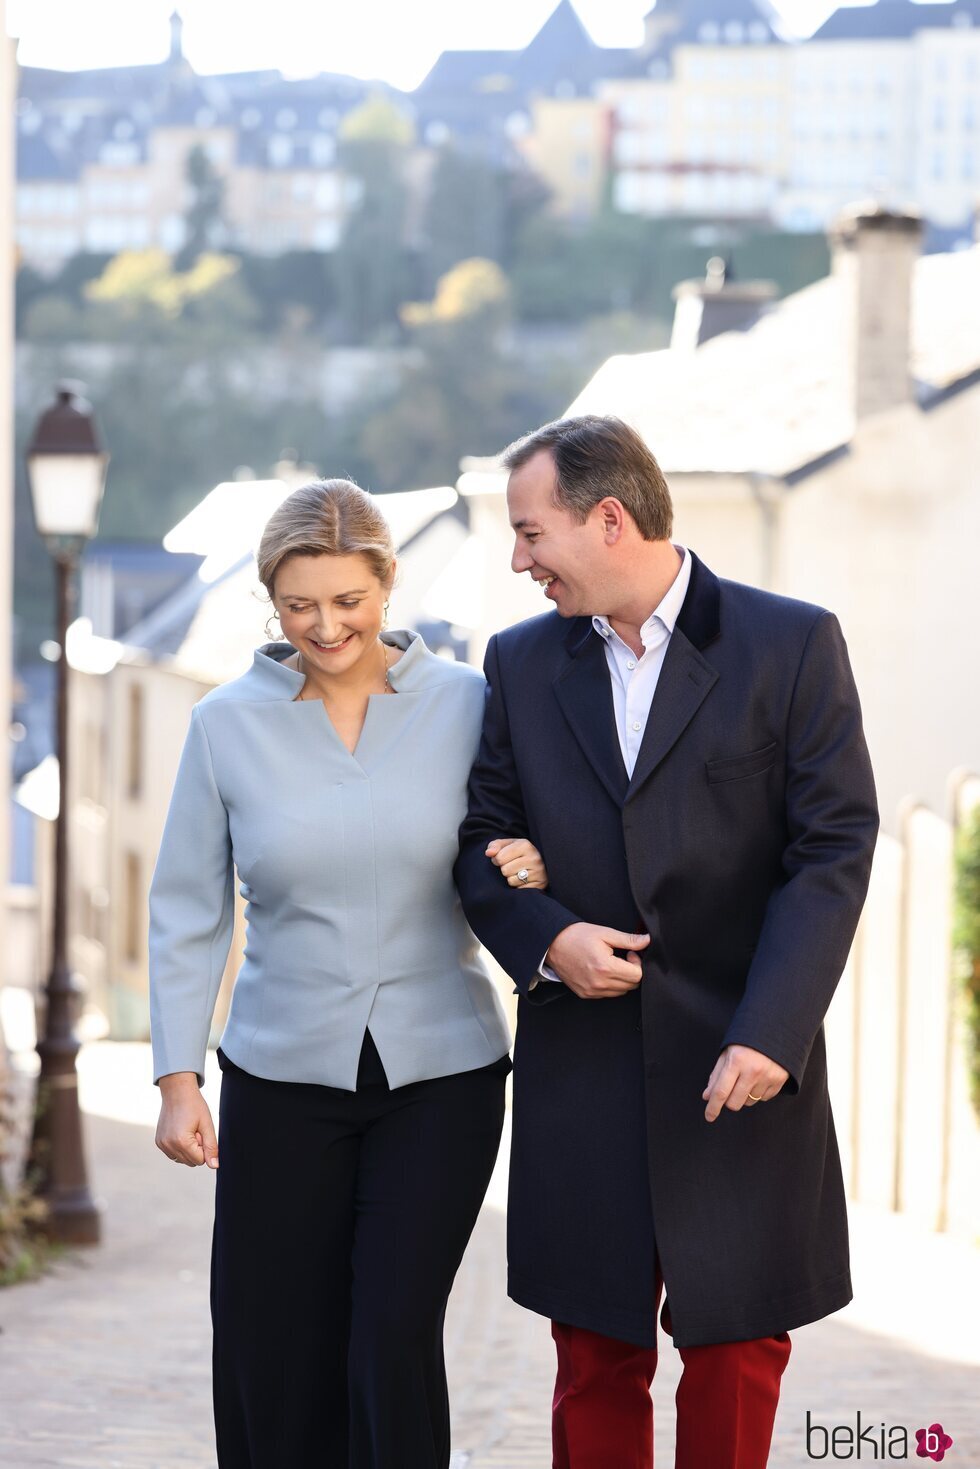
{"left": 916, "top": 1423, "right": 954, "bottom": 1461}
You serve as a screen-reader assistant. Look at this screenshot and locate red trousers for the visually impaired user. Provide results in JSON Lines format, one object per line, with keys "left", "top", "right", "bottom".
{"left": 551, "top": 1257, "right": 792, "bottom": 1469}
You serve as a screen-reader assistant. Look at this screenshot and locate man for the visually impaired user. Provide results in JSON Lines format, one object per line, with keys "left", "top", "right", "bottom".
{"left": 454, "top": 415, "right": 879, "bottom": 1469}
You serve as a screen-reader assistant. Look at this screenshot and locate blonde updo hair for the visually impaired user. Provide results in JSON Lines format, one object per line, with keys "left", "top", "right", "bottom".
{"left": 257, "top": 478, "right": 397, "bottom": 610}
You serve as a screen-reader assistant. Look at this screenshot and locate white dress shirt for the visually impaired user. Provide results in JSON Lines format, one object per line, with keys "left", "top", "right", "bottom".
{"left": 535, "top": 544, "right": 691, "bottom": 985}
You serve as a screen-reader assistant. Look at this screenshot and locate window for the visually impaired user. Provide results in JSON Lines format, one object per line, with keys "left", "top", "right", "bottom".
{"left": 124, "top": 851, "right": 141, "bottom": 964}
{"left": 613, "top": 171, "right": 641, "bottom": 211}
{"left": 161, "top": 213, "right": 186, "bottom": 249}
{"left": 313, "top": 218, "right": 341, "bottom": 248}
{"left": 99, "top": 142, "right": 139, "bottom": 166}
{"left": 311, "top": 133, "right": 336, "bottom": 166}
{"left": 127, "top": 684, "right": 143, "bottom": 800}
{"left": 268, "top": 135, "right": 293, "bottom": 166}
{"left": 83, "top": 721, "right": 102, "bottom": 805}
{"left": 315, "top": 175, "right": 340, "bottom": 209}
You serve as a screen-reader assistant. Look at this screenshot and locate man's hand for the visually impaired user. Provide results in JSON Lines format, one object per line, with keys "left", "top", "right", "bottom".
{"left": 545, "top": 923, "right": 650, "bottom": 999}
{"left": 701, "top": 1045, "right": 790, "bottom": 1122}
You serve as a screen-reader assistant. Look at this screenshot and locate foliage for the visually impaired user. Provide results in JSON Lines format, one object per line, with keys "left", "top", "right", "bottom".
{"left": 339, "top": 93, "right": 415, "bottom": 146}
{"left": 953, "top": 805, "right": 980, "bottom": 1120}
{"left": 84, "top": 249, "right": 245, "bottom": 320}
{"left": 11, "top": 188, "right": 832, "bottom": 652}
{"left": 175, "top": 143, "right": 227, "bottom": 272}
{"left": 232, "top": 249, "right": 338, "bottom": 333}
{"left": 333, "top": 99, "right": 418, "bottom": 341}
{"left": 0, "top": 1184, "right": 54, "bottom": 1286}
{"left": 360, "top": 257, "right": 562, "bottom": 491}
{"left": 0, "top": 1077, "right": 57, "bottom": 1288}
{"left": 420, "top": 147, "right": 509, "bottom": 290}
{"left": 401, "top": 257, "right": 510, "bottom": 330}
{"left": 510, "top": 210, "right": 830, "bottom": 324}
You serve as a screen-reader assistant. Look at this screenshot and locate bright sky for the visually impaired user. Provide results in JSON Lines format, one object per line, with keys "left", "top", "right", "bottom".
{"left": 6, "top": 0, "right": 845, "bottom": 90}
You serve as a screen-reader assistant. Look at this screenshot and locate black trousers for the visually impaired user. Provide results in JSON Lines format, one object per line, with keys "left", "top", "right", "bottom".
{"left": 210, "top": 1030, "right": 509, "bottom": 1469}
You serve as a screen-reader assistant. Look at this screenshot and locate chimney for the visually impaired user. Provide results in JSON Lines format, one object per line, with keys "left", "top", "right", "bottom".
{"left": 670, "top": 256, "right": 777, "bottom": 352}
{"left": 642, "top": 0, "right": 684, "bottom": 53}
{"left": 830, "top": 201, "right": 924, "bottom": 421}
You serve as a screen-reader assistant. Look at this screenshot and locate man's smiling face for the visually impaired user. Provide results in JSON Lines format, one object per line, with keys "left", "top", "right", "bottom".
{"left": 507, "top": 448, "right": 608, "bottom": 619}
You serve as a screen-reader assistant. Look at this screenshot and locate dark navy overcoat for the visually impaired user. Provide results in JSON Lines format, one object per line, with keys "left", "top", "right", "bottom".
{"left": 454, "top": 552, "right": 879, "bottom": 1348}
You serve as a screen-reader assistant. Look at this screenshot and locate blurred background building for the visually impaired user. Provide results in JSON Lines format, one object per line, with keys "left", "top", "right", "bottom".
{"left": 13, "top": 0, "right": 980, "bottom": 275}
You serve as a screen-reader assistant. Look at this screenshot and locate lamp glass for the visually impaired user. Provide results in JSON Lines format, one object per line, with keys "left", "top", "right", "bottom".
{"left": 27, "top": 452, "right": 108, "bottom": 539}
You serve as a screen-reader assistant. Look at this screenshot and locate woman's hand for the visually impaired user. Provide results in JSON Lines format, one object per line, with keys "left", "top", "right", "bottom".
{"left": 156, "top": 1072, "right": 219, "bottom": 1168}
{"left": 485, "top": 837, "right": 549, "bottom": 890}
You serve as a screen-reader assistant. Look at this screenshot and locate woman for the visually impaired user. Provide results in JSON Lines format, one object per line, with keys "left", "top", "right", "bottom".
{"left": 148, "top": 478, "right": 547, "bottom": 1469}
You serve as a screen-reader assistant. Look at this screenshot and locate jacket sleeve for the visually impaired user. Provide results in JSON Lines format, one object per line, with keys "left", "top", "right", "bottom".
{"left": 720, "top": 611, "right": 879, "bottom": 1093}
{"left": 454, "top": 635, "right": 581, "bottom": 1002}
{"left": 148, "top": 703, "right": 235, "bottom": 1086}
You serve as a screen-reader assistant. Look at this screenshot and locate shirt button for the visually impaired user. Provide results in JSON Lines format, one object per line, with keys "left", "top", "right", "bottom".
{"left": 632, "top": 721, "right": 641, "bottom": 732}
{"left": 626, "top": 659, "right": 636, "bottom": 670}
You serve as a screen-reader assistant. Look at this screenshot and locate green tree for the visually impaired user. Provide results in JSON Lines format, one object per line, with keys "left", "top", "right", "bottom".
{"left": 232, "top": 249, "right": 338, "bottom": 334}
{"left": 421, "top": 147, "right": 507, "bottom": 291}
{"left": 334, "top": 94, "right": 416, "bottom": 342}
{"left": 954, "top": 807, "right": 980, "bottom": 1121}
{"left": 360, "top": 257, "right": 562, "bottom": 490}
{"left": 175, "top": 143, "right": 227, "bottom": 272}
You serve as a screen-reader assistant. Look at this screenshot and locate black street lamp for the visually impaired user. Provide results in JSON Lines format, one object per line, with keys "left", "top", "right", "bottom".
{"left": 24, "top": 382, "right": 109, "bottom": 1244}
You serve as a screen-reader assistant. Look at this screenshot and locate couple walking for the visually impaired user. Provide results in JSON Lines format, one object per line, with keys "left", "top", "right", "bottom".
{"left": 149, "top": 414, "right": 878, "bottom": 1469}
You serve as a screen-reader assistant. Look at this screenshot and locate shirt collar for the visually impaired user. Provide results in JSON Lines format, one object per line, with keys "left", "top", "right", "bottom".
{"left": 592, "top": 544, "right": 691, "bottom": 649}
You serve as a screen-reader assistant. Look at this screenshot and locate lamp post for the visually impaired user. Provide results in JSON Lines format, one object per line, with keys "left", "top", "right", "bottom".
{"left": 25, "top": 382, "right": 109, "bottom": 1245}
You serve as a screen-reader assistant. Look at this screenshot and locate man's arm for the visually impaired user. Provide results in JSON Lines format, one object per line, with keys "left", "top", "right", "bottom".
{"left": 454, "top": 635, "right": 581, "bottom": 1002}
{"left": 720, "top": 611, "right": 880, "bottom": 1093}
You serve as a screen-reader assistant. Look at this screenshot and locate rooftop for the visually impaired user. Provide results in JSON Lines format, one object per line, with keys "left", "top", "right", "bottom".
{"left": 565, "top": 240, "right": 980, "bottom": 479}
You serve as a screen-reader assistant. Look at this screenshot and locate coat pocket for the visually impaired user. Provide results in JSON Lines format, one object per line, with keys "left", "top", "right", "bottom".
{"left": 705, "top": 740, "right": 778, "bottom": 785}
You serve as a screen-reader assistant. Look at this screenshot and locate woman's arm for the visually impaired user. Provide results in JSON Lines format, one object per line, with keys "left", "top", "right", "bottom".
{"left": 148, "top": 703, "right": 235, "bottom": 1090}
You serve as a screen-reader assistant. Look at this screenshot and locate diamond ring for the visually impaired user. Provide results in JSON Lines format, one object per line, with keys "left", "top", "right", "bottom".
{"left": 517, "top": 868, "right": 530, "bottom": 884}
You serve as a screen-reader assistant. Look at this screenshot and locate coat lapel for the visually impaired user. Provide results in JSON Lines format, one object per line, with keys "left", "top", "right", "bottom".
{"left": 624, "top": 631, "right": 717, "bottom": 803}
{"left": 624, "top": 550, "right": 722, "bottom": 804}
{"left": 553, "top": 621, "right": 630, "bottom": 807}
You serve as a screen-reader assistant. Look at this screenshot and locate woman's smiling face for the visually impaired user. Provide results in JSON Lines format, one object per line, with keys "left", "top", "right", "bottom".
{"left": 273, "top": 552, "right": 392, "bottom": 676}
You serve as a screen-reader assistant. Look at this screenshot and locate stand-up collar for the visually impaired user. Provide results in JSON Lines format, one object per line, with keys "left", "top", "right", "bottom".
{"left": 243, "top": 628, "right": 436, "bottom": 699}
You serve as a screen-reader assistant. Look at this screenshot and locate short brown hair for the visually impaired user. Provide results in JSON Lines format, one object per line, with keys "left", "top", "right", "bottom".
{"left": 501, "top": 415, "right": 672, "bottom": 541}
{"left": 257, "top": 478, "right": 396, "bottom": 603}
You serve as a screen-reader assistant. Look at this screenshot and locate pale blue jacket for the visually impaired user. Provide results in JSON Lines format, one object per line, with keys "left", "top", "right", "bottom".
{"left": 148, "top": 630, "right": 511, "bottom": 1089}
